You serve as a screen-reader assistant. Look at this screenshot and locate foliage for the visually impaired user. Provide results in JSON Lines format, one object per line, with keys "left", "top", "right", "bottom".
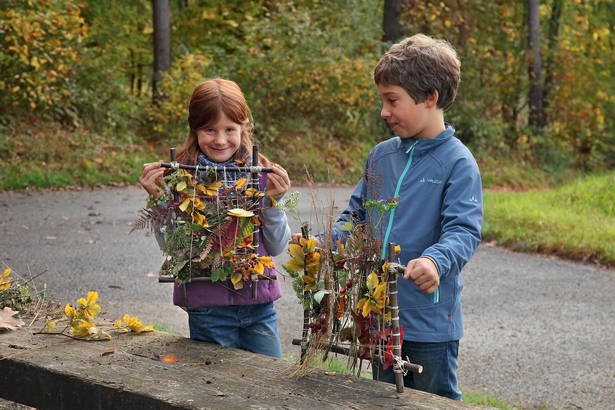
{"left": 0, "top": 0, "right": 88, "bottom": 122}
{"left": 132, "top": 167, "right": 276, "bottom": 288}
{"left": 1, "top": 0, "right": 614, "bottom": 186}
{"left": 41, "top": 291, "right": 154, "bottom": 340}
{"left": 0, "top": 266, "right": 45, "bottom": 315}
{"left": 280, "top": 186, "right": 405, "bottom": 376}
{"left": 0, "top": 121, "right": 152, "bottom": 191}
{"left": 399, "top": 0, "right": 615, "bottom": 172}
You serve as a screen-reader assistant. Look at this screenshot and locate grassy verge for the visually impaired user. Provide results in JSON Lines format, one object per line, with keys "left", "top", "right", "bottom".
{"left": 482, "top": 172, "right": 615, "bottom": 267}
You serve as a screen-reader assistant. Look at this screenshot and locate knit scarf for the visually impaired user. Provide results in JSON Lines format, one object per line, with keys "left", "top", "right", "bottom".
{"left": 196, "top": 151, "right": 250, "bottom": 187}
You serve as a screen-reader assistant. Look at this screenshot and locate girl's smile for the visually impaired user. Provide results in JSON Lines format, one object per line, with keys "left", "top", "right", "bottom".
{"left": 196, "top": 113, "right": 242, "bottom": 162}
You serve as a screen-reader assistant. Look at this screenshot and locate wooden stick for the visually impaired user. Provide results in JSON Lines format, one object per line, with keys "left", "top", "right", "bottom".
{"left": 387, "top": 242, "right": 404, "bottom": 392}
{"left": 291, "top": 339, "right": 422, "bottom": 374}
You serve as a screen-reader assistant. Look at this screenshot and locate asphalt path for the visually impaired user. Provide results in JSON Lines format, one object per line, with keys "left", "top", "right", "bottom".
{"left": 1, "top": 185, "right": 613, "bottom": 409}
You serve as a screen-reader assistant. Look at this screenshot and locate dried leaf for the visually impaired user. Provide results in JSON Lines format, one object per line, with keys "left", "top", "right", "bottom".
{"left": 100, "top": 348, "right": 116, "bottom": 357}
{"left": 0, "top": 307, "right": 25, "bottom": 331}
{"left": 162, "top": 353, "right": 178, "bottom": 363}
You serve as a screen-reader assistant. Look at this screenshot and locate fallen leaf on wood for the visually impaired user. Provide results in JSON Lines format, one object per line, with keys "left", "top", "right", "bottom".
{"left": 162, "top": 353, "right": 178, "bottom": 363}
{"left": 0, "top": 307, "right": 25, "bottom": 331}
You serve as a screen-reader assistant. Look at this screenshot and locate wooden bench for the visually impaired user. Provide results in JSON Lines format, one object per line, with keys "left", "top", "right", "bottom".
{"left": 0, "top": 321, "right": 492, "bottom": 410}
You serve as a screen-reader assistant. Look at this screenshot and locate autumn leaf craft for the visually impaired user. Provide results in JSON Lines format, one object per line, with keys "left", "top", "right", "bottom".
{"left": 281, "top": 192, "right": 403, "bottom": 375}
{"left": 132, "top": 167, "right": 275, "bottom": 289}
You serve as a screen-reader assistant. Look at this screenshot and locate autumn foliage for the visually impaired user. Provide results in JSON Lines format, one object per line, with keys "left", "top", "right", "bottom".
{"left": 1, "top": 0, "right": 613, "bottom": 185}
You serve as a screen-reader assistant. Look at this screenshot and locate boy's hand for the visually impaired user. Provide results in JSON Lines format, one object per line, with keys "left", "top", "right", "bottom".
{"left": 289, "top": 234, "right": 322, "bottom": 248}
{"left": 290, "top": 233, "right": 303, "bottom": 245}
{"left": 403, "top": 257, "right": 440, "bottom": 294}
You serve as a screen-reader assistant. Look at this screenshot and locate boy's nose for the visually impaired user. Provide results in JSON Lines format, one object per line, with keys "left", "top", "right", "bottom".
{"left": 380, "top": 106, "right": 390, "bottom": 118}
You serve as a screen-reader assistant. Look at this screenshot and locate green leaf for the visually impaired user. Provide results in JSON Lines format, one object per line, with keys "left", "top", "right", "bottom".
{"left": 313, "top": 289, "right": 330, "bottom": 304}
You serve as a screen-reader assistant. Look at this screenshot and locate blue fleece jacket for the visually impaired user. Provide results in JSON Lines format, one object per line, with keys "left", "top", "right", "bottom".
{"left": 331, "top": 124, "right": 483, "bottom": 343}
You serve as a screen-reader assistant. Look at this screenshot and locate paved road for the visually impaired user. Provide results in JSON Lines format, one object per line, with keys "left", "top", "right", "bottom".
{"left": 1, "top": 185, "right": 614, "bottom": 409}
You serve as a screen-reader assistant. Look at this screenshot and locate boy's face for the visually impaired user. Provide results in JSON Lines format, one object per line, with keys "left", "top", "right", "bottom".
{"left": 377, "top": 84, "right": 439, "bottom": 139}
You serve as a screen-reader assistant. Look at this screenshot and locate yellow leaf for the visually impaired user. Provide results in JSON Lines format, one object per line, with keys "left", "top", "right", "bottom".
{"left": 176, "top": 181, "right": 187, "bottom": 192}
{"left": 122, "top": 314, "right": 154, "bottom": 333}
{"left": 198, "top": 181, "right": 222, "bottom": 195}
{"left": 257, "top": 256, "right": 275, "bottom": 268}
{"left": 230, "top": 272, "right": 243, "bottom": 289}
{"left": 365, "top": 272, "right": 379, "bottom": 292}
{"left": 288, "top": 243, "right": 305, "bottom": 261}
{"left": 64, "top": 304, "right": 77, "bottom": 320}
{"left": 179, "top": 198, "right": 191, "bottom": 212}
{"left": 253, "top": 261, "right": 264, "bottom": 275}
{"left": 301, "top": 274, "right": 316, "bottom": 290}
{"left": 44, "top": 319, "right": 57, "bottom": 333}
{"left": 301, "top": 237, "right": 316, "bottom": 253}
{"left": 191, "top": 198, "right": 205, "bottom": 211}
{"left": 77, "top": 291, "right": 101, "bottom": 319}
{"left": 245, "top": 188, "right": 264, "bottom": 197}
{"left": 192, "top": 211, "right": 208, "bottom": 227}
{"left": 228, "top": 208, "right": 254, "bottom": 218}
{"left": 284, "top": 258, "right": 305, "bottom": 273}
{"left": 235, "top": 178, "right": 247, "bottom": 189}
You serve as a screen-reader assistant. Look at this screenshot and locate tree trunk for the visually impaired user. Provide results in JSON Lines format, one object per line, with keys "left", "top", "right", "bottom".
{"left": 527, "top": 0, "right": 544, "bottom": 128}
{"left": 383, "top": 0, "right": 402, "bottom": 43}
{"left": 152, "top": 0, "right": 171, "bottom": 103}
{"left": 543, "top": 0, "right": 563, "bottom": 123}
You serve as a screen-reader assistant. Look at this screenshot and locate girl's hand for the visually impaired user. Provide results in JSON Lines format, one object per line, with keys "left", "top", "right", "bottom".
{"left": 266, "top": 163, "right": 291, "bottom": 200}
{"left": 139, "top": 161, "right": 166, "bottom": 197}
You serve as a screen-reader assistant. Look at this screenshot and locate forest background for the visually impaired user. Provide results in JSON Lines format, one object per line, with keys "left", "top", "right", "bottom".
{"left": 1, "top": 0, "right": 614, "bottom": 268}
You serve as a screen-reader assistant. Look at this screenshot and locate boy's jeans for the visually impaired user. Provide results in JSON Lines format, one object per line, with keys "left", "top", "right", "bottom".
{"left": 186, "top": 302, "right": 283, "bottom": 358}
{"left": 372, "top": 340, "right": 462, "bottom": 401}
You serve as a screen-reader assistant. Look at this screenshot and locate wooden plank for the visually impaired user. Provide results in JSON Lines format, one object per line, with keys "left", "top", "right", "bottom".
{"left": 0, "top": 322, "right": 493, "bottom": 410}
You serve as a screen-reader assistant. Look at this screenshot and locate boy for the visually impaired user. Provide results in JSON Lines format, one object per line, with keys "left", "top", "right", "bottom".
{"left": 331, "top": 34, "right": 483, "bottom": 399}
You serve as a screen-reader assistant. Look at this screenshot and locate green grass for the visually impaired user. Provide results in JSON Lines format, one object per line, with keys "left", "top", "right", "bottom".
{"left": 483, "top": 172, "right": 615, "bottom": 267}
{"left": 312, "top": 356, "right": 528, "bottom": 408}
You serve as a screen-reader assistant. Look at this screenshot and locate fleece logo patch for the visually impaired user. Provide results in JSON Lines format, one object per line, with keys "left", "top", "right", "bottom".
{"left": 419, "top": 177, "right": 442, "bottom": 185}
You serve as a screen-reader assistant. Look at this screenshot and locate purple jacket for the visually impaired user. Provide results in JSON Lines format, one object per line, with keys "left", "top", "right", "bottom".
{"left": 172, "top": 230, "right": 283, "bottom": 307}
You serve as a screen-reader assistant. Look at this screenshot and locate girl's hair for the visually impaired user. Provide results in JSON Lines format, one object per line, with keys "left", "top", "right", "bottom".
{"left": 175, "top": 78, "right": 271, "bottom": 167}
{"left": 373, "top": 34, "right": 460, "bottom": 111}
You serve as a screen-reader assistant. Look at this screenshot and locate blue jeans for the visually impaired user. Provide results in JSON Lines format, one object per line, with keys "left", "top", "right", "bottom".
{"left": 186, "top": 302, "right": 283, "bottom": 358}
{"left": 372, "top": 340, "right": 462, "bottom": 400}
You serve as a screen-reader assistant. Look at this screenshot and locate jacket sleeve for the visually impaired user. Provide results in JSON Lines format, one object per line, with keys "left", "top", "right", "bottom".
{"left": 422, "top": 155, "right": 483, "bottom": 278}
{"left": 261, "top": 198, "right": 292, "bottom": 257}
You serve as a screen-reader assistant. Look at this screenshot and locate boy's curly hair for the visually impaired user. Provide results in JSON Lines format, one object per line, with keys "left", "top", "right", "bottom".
{"left": 373, "top": 34, "right": 461, "bottom": 111}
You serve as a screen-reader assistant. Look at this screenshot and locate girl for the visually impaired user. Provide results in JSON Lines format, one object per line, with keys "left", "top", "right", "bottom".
{"left": 139, "top": 78, "right": 291, "bottom": 358}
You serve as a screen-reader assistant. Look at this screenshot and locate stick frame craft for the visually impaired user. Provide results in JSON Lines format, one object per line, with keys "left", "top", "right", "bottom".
{"left": 133, "top": 147, "right": 276, "bottom": 300}
{"left": 285, "top": 221, "right": 421, "bottom": 392}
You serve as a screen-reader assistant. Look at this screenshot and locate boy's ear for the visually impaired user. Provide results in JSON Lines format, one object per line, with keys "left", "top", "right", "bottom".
{"left": 425, "top": 91, "right": 439, "bottom": 108}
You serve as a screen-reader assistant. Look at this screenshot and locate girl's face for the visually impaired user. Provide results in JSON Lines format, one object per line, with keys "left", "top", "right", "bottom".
{"left": 196, "top": 112, "right": 242, "bottom": 162}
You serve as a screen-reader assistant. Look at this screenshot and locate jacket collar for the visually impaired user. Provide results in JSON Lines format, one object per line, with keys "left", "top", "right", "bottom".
{"left": 398, "top": 123, "right": 455, "bottom": 156}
